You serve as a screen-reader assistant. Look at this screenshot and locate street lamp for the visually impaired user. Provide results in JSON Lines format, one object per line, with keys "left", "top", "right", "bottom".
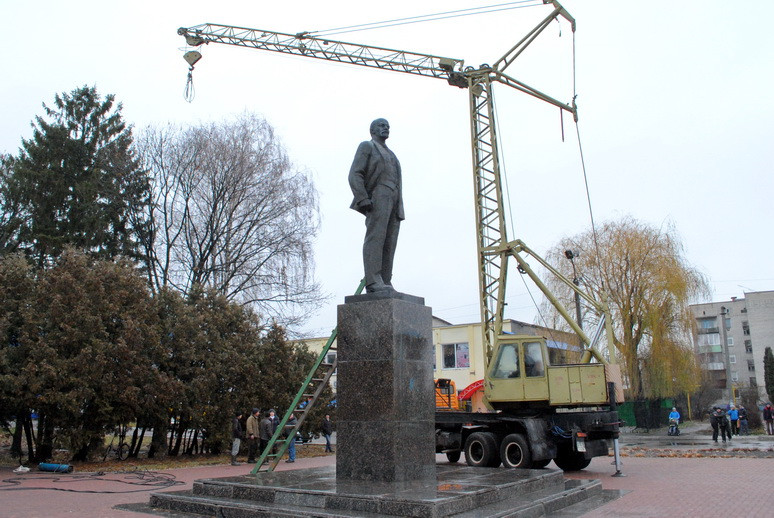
{"left": 564, "top": 249, "right": 582, "bottom": 331}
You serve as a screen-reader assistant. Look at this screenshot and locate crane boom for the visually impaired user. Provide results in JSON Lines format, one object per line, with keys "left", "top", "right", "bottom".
{"left": 178, "top": 24, "right": 468, "bottom": 87}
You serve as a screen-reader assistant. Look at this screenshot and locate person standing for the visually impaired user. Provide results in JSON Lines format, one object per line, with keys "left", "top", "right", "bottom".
{"left": 710, "top": 406, "right": 730, "bottom": 443}
{"left": 348, "top": 118, "right": 404, "bottom": 293}
{"left": 269, "top": 409, "right": 280, "bottom": 435}
{"left": 738, "top": 405, "right": 749, "bottom": 435}
{"left": 259, "top": 410, "right": 274, "bottom": 462}
{"left": 322, "top": 414, "right": 334, "bottom": 453}
{"left": 285, "top": 413, "right": 297, "bottom": 463}
{"left": 231, "top": 411, "right": 244, "bottom": 466}
{"left": 245, "top": 408, "right": 260, "bottom": 463}
{"left": 763, "top": 403, "right": 774, "bottom": 435}
{"left": 727, "top": 404, "right": 739, "bottom": 435}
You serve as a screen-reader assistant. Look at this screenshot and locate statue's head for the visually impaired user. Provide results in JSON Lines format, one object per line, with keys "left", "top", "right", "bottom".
{"left": 370, "top": 118, "right": 390, "bottom": 139}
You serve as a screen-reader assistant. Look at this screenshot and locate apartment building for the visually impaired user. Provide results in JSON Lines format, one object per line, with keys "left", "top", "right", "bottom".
{"left": 690, "top": 290, "right": 774, "bottom": 400}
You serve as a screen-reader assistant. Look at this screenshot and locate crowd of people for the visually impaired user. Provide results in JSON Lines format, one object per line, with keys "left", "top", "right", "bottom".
{"left": 669, "top": 402, "right": 774, "bottom": 441}
{"left": 230, "top": 409, "right": 335, "bottom": 465}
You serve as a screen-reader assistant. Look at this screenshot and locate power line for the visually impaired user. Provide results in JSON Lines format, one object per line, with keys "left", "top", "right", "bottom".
{"left": 310, "top": 1, "right": 543, "bottom": 37}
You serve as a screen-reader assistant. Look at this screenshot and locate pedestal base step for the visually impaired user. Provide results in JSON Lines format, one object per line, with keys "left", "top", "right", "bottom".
{"left": 129, "top": 465, "right": 616, "bottom": 518}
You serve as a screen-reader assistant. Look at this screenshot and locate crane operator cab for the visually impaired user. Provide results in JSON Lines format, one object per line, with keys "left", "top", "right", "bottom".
{"left": 486, "top": 336, "right": 550, "bottom": 409}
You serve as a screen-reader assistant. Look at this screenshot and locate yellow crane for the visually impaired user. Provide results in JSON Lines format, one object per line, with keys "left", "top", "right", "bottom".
{"left": 179, "top": 0, "right": 623, "bottom": 473}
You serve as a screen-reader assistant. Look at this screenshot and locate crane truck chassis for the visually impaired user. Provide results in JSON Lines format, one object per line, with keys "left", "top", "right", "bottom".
{"left": 436, "top": 404, "right": 619, "bottom": 471}
{"left": 434, "top": 333, "right": 623, "bottom": 472}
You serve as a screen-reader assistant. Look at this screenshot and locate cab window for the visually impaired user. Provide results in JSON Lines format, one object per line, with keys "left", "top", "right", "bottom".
{"left": 524, "top": 342, "right": 545, "bottom": 377}
{"left": 492, "top": 343, "right": 520, "bottom": 379}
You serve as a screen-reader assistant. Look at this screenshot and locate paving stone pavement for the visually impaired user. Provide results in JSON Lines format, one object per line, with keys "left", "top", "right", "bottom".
{"left": 1, "top": 448, "right": 772, "bottom": 517}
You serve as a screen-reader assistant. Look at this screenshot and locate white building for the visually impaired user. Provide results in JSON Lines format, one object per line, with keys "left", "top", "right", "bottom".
{"left": 690, "top": 290, "right": 774, "bottom": 400}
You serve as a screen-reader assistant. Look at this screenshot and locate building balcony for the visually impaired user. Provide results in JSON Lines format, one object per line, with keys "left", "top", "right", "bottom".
{"left": 697, "top": 327, "right": 720, "bottom": 334}
{"left": 698, "top": 345, "right": 723, "bottom": 354}
{"left": 705, "top": 362, "right": 725, "bottom": 371}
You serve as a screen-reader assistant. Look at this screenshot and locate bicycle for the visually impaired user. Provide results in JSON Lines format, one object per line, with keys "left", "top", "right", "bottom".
{"left": 103, "top": 425, "right": 130, "bottom": 461}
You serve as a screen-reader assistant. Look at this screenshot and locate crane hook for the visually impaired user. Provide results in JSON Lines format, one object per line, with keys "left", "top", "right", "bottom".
{"left": 183, "top": 51, "right": 201, "bottom": 103}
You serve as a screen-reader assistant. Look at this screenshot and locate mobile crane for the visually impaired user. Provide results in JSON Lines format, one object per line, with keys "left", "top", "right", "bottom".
{"left": 179, "top": 0, "right": 623, "bottom": 472}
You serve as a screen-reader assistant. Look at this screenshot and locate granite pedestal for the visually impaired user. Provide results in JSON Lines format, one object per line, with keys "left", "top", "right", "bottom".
{"left": 336, "top": 291, "right": 435, "bottom": 483}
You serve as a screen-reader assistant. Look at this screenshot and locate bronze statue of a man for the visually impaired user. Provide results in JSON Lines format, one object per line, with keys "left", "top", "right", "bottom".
{"left": 348, "top": 118, "right": 404, "bottom": 293}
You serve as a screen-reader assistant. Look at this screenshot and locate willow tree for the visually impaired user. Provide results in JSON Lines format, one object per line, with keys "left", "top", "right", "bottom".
{"left": 540, "top": 217, "right": 709, "bottom": 399}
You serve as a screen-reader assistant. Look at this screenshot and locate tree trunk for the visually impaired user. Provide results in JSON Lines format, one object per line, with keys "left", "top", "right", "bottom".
{"left": 10, "top": 410, "right": 24, "bottom": 457}
{"left": 36, "top": 415, "right": 54, "bottom": 462}
{"left": 148, "top": 420, "right": 167, "bottom": 459}
{"left": 130, "top": 426, "right": 146, "bottom": 458}
{"left": 23, "top": 414, "right": 35, "bottom": 462}
{"left": 170, "top": 418, "right": 187, "bottom": 456}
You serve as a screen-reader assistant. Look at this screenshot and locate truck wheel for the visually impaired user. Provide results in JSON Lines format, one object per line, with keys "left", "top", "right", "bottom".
{"left": 553, "top": 451, "right": 591, "bottom": 471}
{"left": 464, "top": 432, "right": 500, "bottom": 468}
{"left": 500, "top": 434, "right": 531, "bottom": 469}
{"left": 446, "top": 451, "right": 461, "bottom": 463}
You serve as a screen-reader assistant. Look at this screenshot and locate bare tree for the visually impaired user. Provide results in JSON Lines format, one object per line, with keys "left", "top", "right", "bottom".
{"left": 137, "top": 113, "right": 322, "bottom": 326}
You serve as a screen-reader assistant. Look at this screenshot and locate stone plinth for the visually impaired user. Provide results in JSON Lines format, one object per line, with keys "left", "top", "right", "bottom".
{"left": 336, "top": 292, "right": 435, "bottom": 483}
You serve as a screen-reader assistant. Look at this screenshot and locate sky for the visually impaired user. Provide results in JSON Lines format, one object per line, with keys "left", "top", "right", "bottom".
{"left": 2, "top": 1, "right": 773, "bottom": 338}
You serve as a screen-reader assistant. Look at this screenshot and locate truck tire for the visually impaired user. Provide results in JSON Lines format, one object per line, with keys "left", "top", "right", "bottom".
{"left": 464, "top": 432, "right": 500, "bottom": 468}
{"left": 500, "top": 433, "right": 531, "bottom": 469}
{"left": 553, "top": 451, "right": 591, "bottom": 471}
{"left": 446, "top": 451, "right": 461, "bottom": 463}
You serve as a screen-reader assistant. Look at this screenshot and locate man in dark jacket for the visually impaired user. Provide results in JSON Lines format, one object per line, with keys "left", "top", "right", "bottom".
{"left": 710, "top": 406, "right": 731, "bottom": 443}
{"left": 764, "top": 403, "right": 774, "bottom": 435}
{"left": 321, "top": 414, "right": 334, "bottom": 453}
{"left": 259, "top": 410, "right": 274, "bottom": 462}
{"left": 231, "top": 411, "right": 243, "bottom": 465}
{"left": 738, "top": 405, "right": 749, "bottom": 435}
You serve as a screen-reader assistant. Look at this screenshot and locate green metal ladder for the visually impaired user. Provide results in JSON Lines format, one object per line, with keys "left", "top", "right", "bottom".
{"left": 251, "top": 279, "right": 365, "bottom": 473}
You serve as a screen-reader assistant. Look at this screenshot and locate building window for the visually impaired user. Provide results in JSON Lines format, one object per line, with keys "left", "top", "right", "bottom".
{"left": 742, "top": 322, "right": 750, "bottom": 335}
{"left": 727, "top": 337, "right": 734, "bottom": 346}
{"left": 750, "top": 377, "right": 757, "bottom": 387}
{"left": 724, "top": 317, "right": 731, "bottom": 330}
{"left": 731, "top": 371, "right": 739, "bottom": 382}
{"left": 697, "top": 333, "right": 720, "bottom": 346}
{"left": 745, "top": 340, "right": 753, "bottom": 353}
{"left": 747, "top": 360, "right": 755, "bottom": 372}
{"left": 729, "top": 355, "right": 736, "bottom": 363}
{"left": 442, "top": 343, "right": 470, "bottom": 369}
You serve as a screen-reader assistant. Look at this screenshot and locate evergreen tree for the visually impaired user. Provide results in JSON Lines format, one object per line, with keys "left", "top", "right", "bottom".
{"left": 764, "top": 346, "right": 774, "bottom": 403}
{"left": 4, "top": 86, "right": 149, "bottom": 267}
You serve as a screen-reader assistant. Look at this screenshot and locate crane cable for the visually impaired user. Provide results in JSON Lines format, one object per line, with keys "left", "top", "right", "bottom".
{"left": 571, "top": 30, "right": 606, "bottom": 292}
{"left": 309, "top": 1, "right": 544, "bottom": 38}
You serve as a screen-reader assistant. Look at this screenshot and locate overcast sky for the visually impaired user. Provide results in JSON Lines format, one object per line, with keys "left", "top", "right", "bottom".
{"left": 3, "top": 1, "right": 773, "bottom": 337}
